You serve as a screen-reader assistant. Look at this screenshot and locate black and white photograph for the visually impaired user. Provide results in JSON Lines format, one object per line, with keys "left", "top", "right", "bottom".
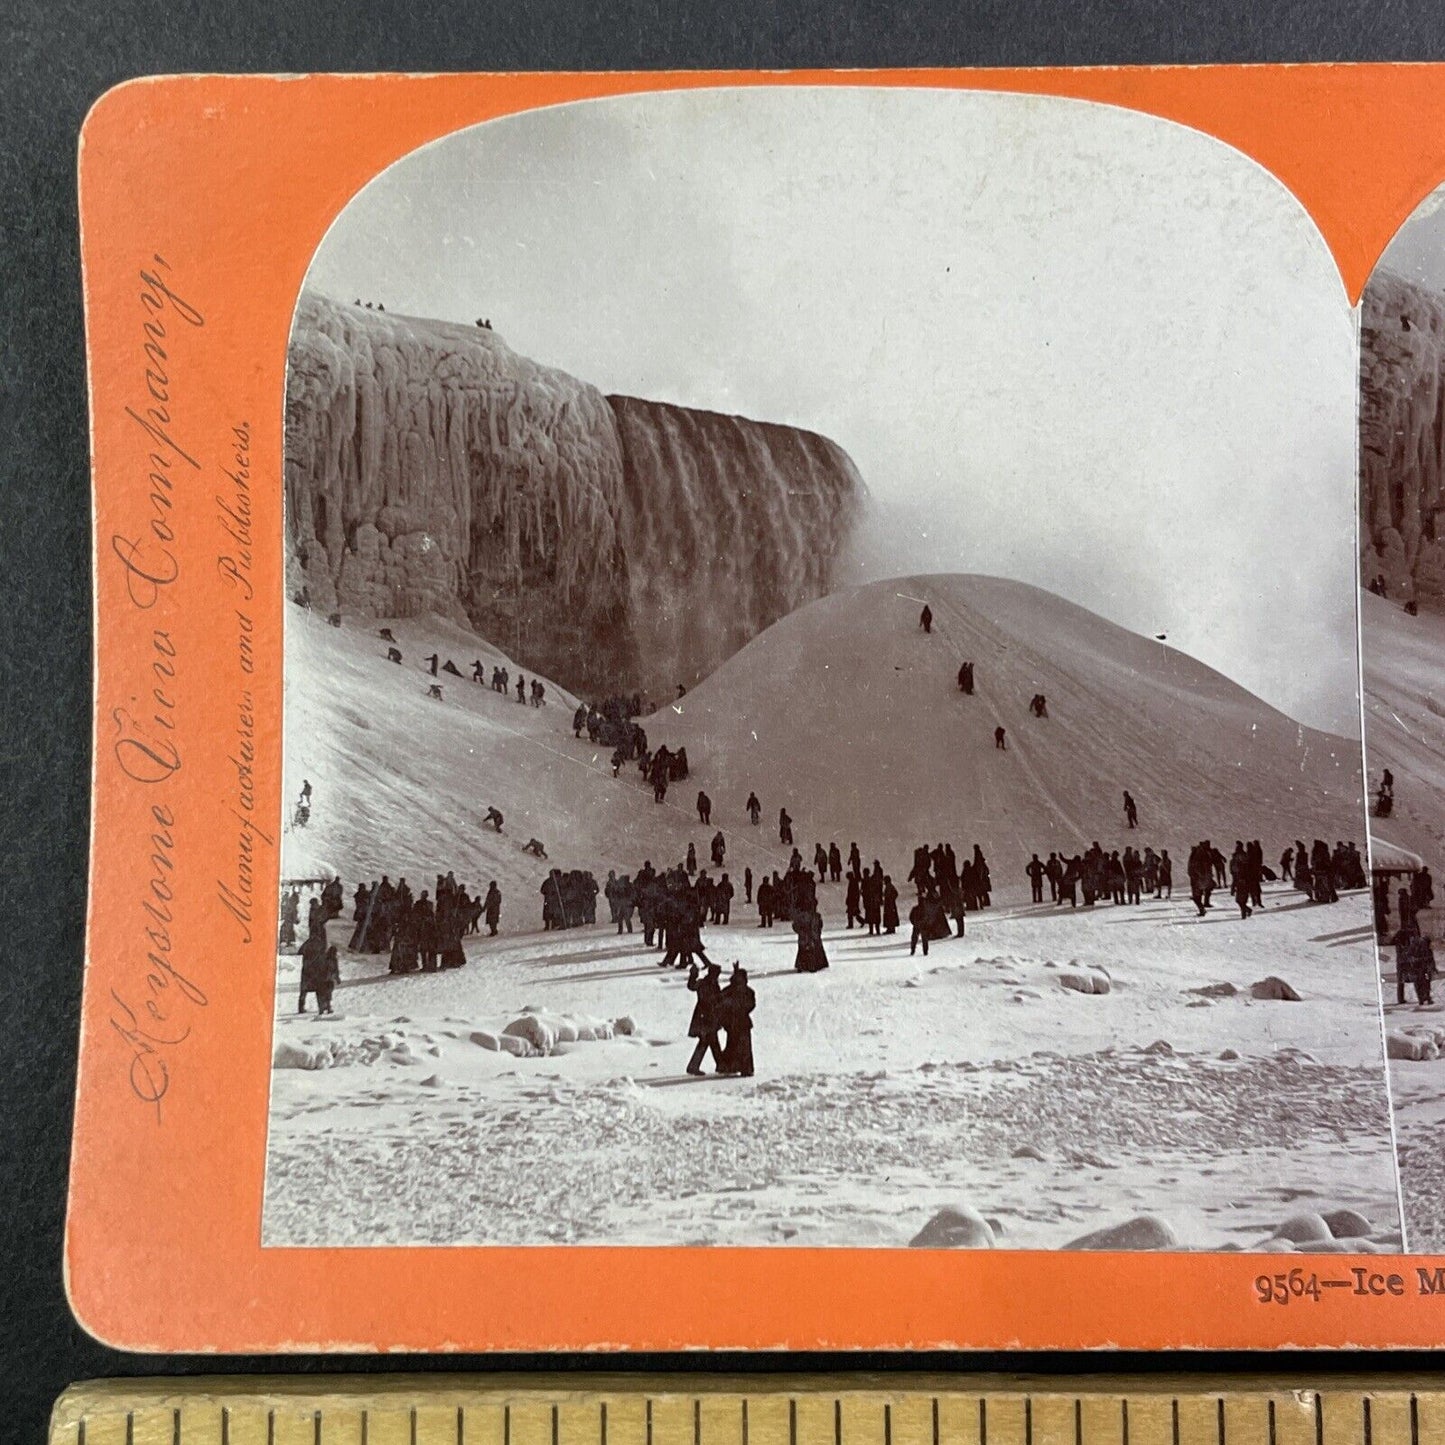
{"left": 1358, "top": 185, "right": 1445, "bottom": 1250}
{"left": 264, "top": 88, "right": 1401, "bottom": 1252}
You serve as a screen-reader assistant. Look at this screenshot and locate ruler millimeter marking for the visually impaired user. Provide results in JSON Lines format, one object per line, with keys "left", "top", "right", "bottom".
{"left": 48, "top": 1379, "right": 1444, "bottom": 1445}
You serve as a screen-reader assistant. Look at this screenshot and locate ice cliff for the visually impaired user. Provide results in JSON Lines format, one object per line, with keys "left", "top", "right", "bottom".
{"left": 285, "top": 292, "right": 864, "bottom": 696}
{"left": 1360, "top": 269, "right": 1445, "bottom": 596}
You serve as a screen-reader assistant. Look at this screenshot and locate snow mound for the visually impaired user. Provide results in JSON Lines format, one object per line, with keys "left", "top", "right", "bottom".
{"left": 1387, "top": 1030, "right": 1440, "bottom": 1061}
{"left": 274, "top": 1040, "right": 333, "bottom": 1070}
{"left": 1321, "top": 1208, "right": 1374, "bottom": 1238}
{"left": 1063, "top": 1215, "right": 1178, "bottom": 1251}
{"left": 1250, "top": 976, "right": 1302, "bottom": 1001}
{"left": 1269, "top": 1210, "right": 1333, "bottom": 1244}
{"left": 1059, "top": 971, "right": 1110, "bottom": 996}
{"left": 908, "top": 1204, "right": 996, "bottom": 1249}
{"left": 498, "top": 1010, "right": 625, "bottom": 1057}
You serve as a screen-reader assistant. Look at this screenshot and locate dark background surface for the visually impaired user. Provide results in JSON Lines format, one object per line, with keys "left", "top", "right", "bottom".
{"left": 4, "top": 3, "right": 1444, "bottom": 1441}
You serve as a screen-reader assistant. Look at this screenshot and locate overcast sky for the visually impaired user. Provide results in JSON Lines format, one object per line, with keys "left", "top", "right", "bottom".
{"left": 1377, "top": 184, "right": 1445, "bottom": 292}
{"left": 308, "top": 87, "right": 1360, "bottom": 735}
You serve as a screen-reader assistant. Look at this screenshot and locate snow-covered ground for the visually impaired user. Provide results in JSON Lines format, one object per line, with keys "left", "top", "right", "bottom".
{"left": 264, "top": 880, "right": 1400, "bottom": 1251}
{"left": 265, "top": 583, "right": 1399, "bottom": 1251}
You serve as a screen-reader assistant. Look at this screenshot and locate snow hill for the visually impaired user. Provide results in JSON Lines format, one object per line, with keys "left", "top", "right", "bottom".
{"left": 1362, "top": 589, "right": 1445, "bottom": 871}
{"left": 281, "top": 574, "right": 1365, "bottom": 908}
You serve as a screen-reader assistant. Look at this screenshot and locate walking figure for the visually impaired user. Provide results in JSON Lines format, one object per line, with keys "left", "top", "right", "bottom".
{"left": 958, "top": 661, "right": 974, "bottom": 695}
{"left": 484, "top": 806, "right": 504, "bottom": 832}
{"left": 746, "top": 791, "right": 761, "bottom": 825}
{"left": 1123, "top": 790, "right": 1138, "bottom": 829}
{"left": 779, "top": 808, "right": 794, "bottom": 846}
{"left": 919, "top": 604, "right": 933, "bottom": 634}
{"left": 994, "top": 725, "right": 1006, "bottom": 750}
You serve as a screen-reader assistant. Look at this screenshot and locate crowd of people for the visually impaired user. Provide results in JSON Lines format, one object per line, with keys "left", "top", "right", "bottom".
{"left": 283, "top": 871, "right": 504, "bottom": 1007}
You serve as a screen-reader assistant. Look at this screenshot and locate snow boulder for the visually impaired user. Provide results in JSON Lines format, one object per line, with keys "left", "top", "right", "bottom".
{"left": 614, "top": 1016, "right": 639, "bottom": 1036}
{"left": 1190, "top": 982, "right": 1239, "bottom": 998}
{"left": 1270, "top": 1211, "right": 1333, "bottom": 1244}
{"left": 1059, "top": 971, "right": 1110, "bottom": 996}
{"left": 1322, "top": 1208, "right": 1373, "bottom": 1239}
{"left": 1063, "top": 1215, "right": 1178, "bottom": 1251}
{"left": 504, "top": 1014, "right": 560, "bottom": 1054}
{"left": 908, "top": 1204, "right": 996, "bottom": 1249}
{"left": 273, "top": 1039, "right": 332, "bottom": 1070}
{"left": 1387, "top": 1031, "right": 1439, "bottom": 1060}
{"left": 1250, "top": 976, "right": 1302, "bottom": 1001}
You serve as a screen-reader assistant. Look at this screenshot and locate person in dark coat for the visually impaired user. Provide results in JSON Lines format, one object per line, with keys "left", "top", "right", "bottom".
{"left": 1412, "top": 930, "right": 1437, "bottom": 1005}
{"left": 1395, "top": 921, "right": 1420, "bottom": 1005}
{"left": 414, "top": 893, "right": 438, "bottom": 971}
{"left": 615, "top": 875, "right": 636, "bottom": 933}
{"left": 697, "top": 790, "right": 712, "bottom": 824}
{"left": 882, "top": 876, "right": 900, "bottom": 933}
{"left": 711, "top": 831, "right": 727, "bottom": 868}
{"left": 718, "top": 967, "right": 756, "bottom": 1076}
{"left": 298, "top": 924, "right": 328, "bottom": 1012}
{"left": 1026, "top": 854, "right": 1045, "bottom": 904}
{"left": 827, "top": 842, "right": 842, "bottom": 883}
{"left": 779, "top": 808, "right": 793, "bottom": 846}
{"left": 1123, "top": 790, "right": 1138, "bottom": 829}
{"left": 793, "top": 907, "right": 829, "bottom": 972}
{"left": 714, "top": 873, "right": 733, "bottom": 925}
{"left": 744, "top": 865, "right": 753, "bottom": 905}
{"left": 919, "top": 604, "right": 933, "bottom": 633}
{"left": 316, "top": 944, "right": 340, "bottom": 1015}
{"left": 755, "top": 875, "right": 773, "bottom": 928}
{"left": 861, "top": 867, "right": 883, "bottom": 936}
{"left": 994, "top": 726, "right": 1006, "bottom": 750}
{"left": 814, "top": 842, "right": 829, "bottom": 881}
{"left": 279, "top": 887, "right": 300, "bottom": 949}
{"left": 1415, "top": 866, "right": 1435, "bottom": 912}
{"left": 685, "top": 841, "right": 698, "bottom": 876}
{"left": 482, "top": 881, "right": 501, "bottom": 936}
{"left": 438, "top": 902, "right": 466, "bottom": 969}
{"left": 746, "top": 791, "right": 761, "bottom": 825}
{"left": 908, "top": 895, "right": 930, "bottom": 956}
{"left": 685, "top": 962, "right": 725, "bottom": 1075}
{"left": 845, "top": 870, "right": 863, "bottom": 929}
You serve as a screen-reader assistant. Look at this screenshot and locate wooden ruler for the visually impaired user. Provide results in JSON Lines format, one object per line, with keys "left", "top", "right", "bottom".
{"left": 47, "top": 1378, "right": 1445, "bottom": 1445}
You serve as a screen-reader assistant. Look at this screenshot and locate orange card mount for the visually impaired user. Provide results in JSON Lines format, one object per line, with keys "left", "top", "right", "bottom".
{"left": 72, "top": 67, "right": 1445, "bottom": 1352}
